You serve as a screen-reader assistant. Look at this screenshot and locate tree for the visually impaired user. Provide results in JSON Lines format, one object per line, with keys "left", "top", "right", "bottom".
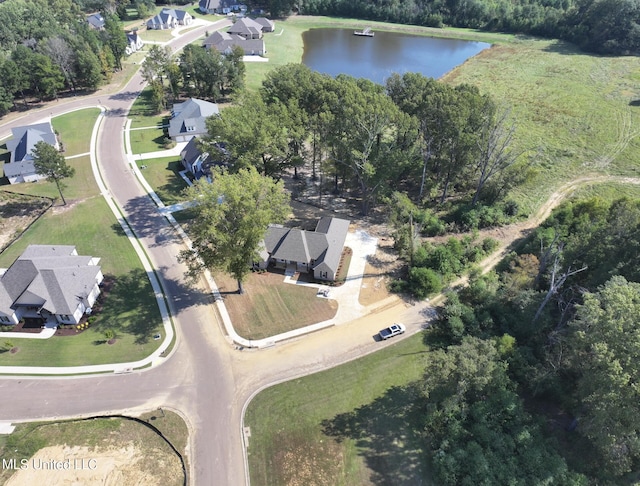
{"left": 140, "top": 44, "right": 172, "bottom": 85}
{"left": 43, "top": 36, "right": 76, "bottom": 92}
{"left": 179, "top": 167, "right": 290, "bottom": 294}
{"left": 568, "top": 276, "right": 640, "bottom": 476}
{"left": 472, "top": 104, "right": 521, "bottom": 205}
{"left": 32, "top": 141, "right": 75, "bottom": 205}
{"left": 203, "top": 93, "right": 296, "bottom": 178}
{"left": 102, "top": 13, "right": 127, "bottom": 70}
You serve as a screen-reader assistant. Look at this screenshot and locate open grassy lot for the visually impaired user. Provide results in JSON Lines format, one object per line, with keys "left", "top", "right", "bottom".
{"left": 130, "top": 127, "right": 169, "bottom": 154}
{"left": 52, "top": 108, "right": 100, "bottom": 156}
{"left": 0, "top": 196, "right": 164, "bottom": 366}
{"left": 246, "top": 333, "right": 433, "bottom": 485}
{"left": 137, "top": 156, "right": 189, "bottom": 205}
{"left": 442, "top": 40, "right": 640, "bottom": 214}
{"left": 0, "top": 413, "right": 186, "bottom": 485}
{"left": 214, "top": 270, "right": 338, "bottom": 340}
{"left": 129, "top": 87, "right": 170, "bottom": 129}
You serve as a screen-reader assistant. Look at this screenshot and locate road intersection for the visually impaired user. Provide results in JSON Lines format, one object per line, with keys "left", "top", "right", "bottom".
{"left": 0, "top": 18, "right": 434, "bottom": 486}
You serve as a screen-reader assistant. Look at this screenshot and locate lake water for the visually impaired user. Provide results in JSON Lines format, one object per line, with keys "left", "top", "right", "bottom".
{"left": 302, "top": 28, "right": 490, "bottom": 84}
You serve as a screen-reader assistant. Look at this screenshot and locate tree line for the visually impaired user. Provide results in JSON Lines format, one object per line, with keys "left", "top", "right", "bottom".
{"left": 289, "top": 0, "right": 639, "bottom": 56}
{"left": 0, "top": 0, "right": 129, "bottom": 115}
{"left": 140, "top": 44, "right": 245, "bottom": 113}
{"left": 423, "top": 196, "right": 640, "bottom": 483}
{"left": 199, "top": 64, "right": 523, "bottom": 218}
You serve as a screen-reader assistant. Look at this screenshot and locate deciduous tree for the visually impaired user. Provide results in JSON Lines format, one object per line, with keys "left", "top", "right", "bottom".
{"left": 179, "top": 167, "right": 290, "bottom": 294}
{"left": 32, "top": 141, "right": 75, "bottom": 205}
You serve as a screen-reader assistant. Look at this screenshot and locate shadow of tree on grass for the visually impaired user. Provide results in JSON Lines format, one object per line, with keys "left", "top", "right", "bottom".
{"left": 321, "top": 384, "right": 430, "bottom": 485}
{"left": 95, "top": 268, "right": 160, "bottom": 344}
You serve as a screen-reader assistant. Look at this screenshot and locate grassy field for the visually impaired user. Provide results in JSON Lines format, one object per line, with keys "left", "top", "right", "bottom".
{"left": 137, "top": 156, "right": 188, "bottom": 205}
{"left": 246, "top": 333, "right": 433, "bottom": 485}
{"left": 214, "top": 270, "right": 338, "bottom": 340}
{"left": 0, "top": 412, "right": 186, "bottom": 485}
{"left": 52, "top": 108, "right": 101, "bottom": 156}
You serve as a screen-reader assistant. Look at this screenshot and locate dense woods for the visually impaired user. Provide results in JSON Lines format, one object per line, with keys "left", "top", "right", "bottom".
{"left": 288, "top": 0, "right": 640, "bottom": 55}
{"left": 425, "top": 197, "right": 640, "bottom": 483}
{"left": 201, "top": 65, "right": 522, "bottom": 219}
{"left": 0, "top": 0, "right": 130, "bottom": 114}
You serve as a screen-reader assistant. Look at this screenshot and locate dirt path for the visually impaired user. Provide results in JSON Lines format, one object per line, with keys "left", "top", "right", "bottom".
{"left": 450, "top": 175, "right": 640, "bottom": 285}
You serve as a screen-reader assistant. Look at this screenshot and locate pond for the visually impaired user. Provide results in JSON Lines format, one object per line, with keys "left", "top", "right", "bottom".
{"left": 302, "top": 28, "right": 490, "bottom": 84}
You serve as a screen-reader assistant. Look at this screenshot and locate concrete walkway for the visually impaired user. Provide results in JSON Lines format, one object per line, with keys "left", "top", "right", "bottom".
{"left": 0, "top": 327, "right": 56, "bottom": 339}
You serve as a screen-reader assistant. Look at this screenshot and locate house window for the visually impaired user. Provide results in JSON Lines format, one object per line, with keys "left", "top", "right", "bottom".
{"left": 186, "top": 125, "right": 196, "bottom": 132}
{"left": 0, "top": 316, "right": 9, "bottom": 323}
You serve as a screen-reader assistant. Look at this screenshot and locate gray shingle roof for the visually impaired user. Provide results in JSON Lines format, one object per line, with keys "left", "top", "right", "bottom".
{"left": 168, "top": 99, "right": 219, "bottom": 139}
{"left": 203, "top": 31, "right": 264, "bottom": 55}
{"left": 227, "top": 17, "right": 263, "bottom": 37}
{"left": 263, "top": 217, "right": 350, "bottom": 274}
{"left": 0, "top": 245, "right": 101, "bottom": 318}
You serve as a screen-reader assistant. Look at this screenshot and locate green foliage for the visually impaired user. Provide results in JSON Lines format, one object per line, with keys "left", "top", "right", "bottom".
{"left": 179, "top": 167, "right": 290, "bottom": 292}
{"left": 408, "top": 266, "right": 441, "bottom": 299}
{"left": 32, "top": 141, "right": 75, "bottom": 205}
{"left": 567, "top": 276, "right": 640, "bottom": 477}
{"left": 421, "top": 337, "right": 580, "bottom": 485}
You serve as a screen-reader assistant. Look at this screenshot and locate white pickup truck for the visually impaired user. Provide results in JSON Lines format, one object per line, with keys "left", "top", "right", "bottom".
{"left": 379, "top": 323, "right": 406, "bottom": 340}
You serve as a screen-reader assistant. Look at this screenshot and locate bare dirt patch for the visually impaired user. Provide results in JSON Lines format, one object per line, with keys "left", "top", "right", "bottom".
{"left": 359, "top": 236, "right": 403, "bottom": 307}
{"left": 5, "top": 443, "right": 182, "bottom": 486}
{"left": 0, "top": 192, "right": 51, "bottom": 252}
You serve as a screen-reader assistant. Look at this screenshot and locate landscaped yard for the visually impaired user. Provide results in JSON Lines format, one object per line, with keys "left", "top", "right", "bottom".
{"left": 137, "top": 156, "right": 189, "bottom": 205}
{"left": 130, "top": 126, "right": 170, "bottom": 154}
{"left": 0, "top": 196, "right": 164, "bottom": 366}
{"left": 52, "top": 108, "right": 100, "bottom": 156}
{"left": 128, "top": 87, "right": 170, "bottom": 129}
{"left": 246, "top": 333, "right": 433, "bottom": 486}
{"left": 214, "top": 270, "right": 338, "bottom": 340}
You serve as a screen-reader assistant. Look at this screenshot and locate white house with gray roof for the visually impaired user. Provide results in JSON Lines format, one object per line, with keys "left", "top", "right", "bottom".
{"left": 257, "top": 217, "right": 350, "bottom": 281}
{"left": 0, "top": 245, "right": 103, "bottom": 327}
{"left": 3, "top": 122, "right": 58, "bottom": 184}
{"left": 168, "top": 98, "right": 219, "bottom": 142}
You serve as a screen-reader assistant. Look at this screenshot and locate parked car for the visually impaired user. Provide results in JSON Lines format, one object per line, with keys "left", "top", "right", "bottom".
{"left": 379, "top": 323, "right": 406, "bottom": 340}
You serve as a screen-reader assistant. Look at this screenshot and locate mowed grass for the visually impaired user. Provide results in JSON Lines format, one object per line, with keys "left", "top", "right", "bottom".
{"left": 0, "top": 415, "right": 185, "bottom": 486}
{"left": 129, "top": 87, "right": 170, "bottom": 129}
{"left": 0, "top": 196, "right": 164, "bottom": 366}
{"left": 52, "top": 108, "right": 100, "bottom": 156}
{"left": 246, "top": 333, "right": 433, "bottom": 486}
{"left": 214, "top": 270, "right": 338, "bottom": 340}
{"left": 137, "top": 156, "right": 189, "bottom": 205}
{"left": 129, "top": 127, "right": 168, "bottom": 154}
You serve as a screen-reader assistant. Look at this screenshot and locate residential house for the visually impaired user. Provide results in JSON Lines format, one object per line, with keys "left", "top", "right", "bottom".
{"left": 254, "top": 17, "right": 275, "bottom": 32}
{"left": 125, "top": 32, "right": 144, "bottom": 55}
{"left": 198, "top": 0, "right": 246, "bottom": 15}
{"left": 227, "top": 17, "right": 264, "bottom": 39}
{"left": 3, "top": 122, "right": 58, "bottom": 185}
{"left": 147, "top": 8, "right": 193, "bottom": 30}
{"left": 86, "top": 13, "right": 105, "bottom": 30}
{"left": 180, "top": 138, "right": 228, "bottom": 181}
{"left": 257, "top": 217, "right": 350, "bottom": 281}
{"left": 0, "top": 245, "right": 104, "bottom": 327}
{"left": 203, "top": 31, "right": 266, "bottom": 56}
{"left": 168, "top": 98, "right": 219, "bottom": 142}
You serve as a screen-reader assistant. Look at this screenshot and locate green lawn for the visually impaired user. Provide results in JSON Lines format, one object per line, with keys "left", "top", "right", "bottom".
{"left": 52, "top": 108, "right": 101, "bottom": 156}
{"left": 0, "top": 196, "right": 164, "bottom": 366}
{"left": 130, "top": 127, "right": 168, "bottom": 154}
{"left": 246, "top": 333, "right": 433, "bottom": 486}
{"left": 137, "top": 156, "right": 188, "bottom": 205}
{"left": 129, "top": 86, "right": 170, "bottom": 129}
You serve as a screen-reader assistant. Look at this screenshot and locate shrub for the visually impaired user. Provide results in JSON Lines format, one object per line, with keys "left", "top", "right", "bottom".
{"left": 408, "top": 267, "right": 442, "bottom": 299}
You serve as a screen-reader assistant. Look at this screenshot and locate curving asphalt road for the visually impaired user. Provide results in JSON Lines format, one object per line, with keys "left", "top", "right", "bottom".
{"left": 0, "top": 18, "right": 436, "bottom": 486}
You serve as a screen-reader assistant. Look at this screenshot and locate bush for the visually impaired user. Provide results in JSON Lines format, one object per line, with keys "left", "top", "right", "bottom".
{"left": 408, "top": 267, "right": 442, "bottom": 299}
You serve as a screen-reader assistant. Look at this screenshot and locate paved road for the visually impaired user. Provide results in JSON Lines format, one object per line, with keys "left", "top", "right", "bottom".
{"left": 0, "top": 17, "right": 435, "bottom": 486}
